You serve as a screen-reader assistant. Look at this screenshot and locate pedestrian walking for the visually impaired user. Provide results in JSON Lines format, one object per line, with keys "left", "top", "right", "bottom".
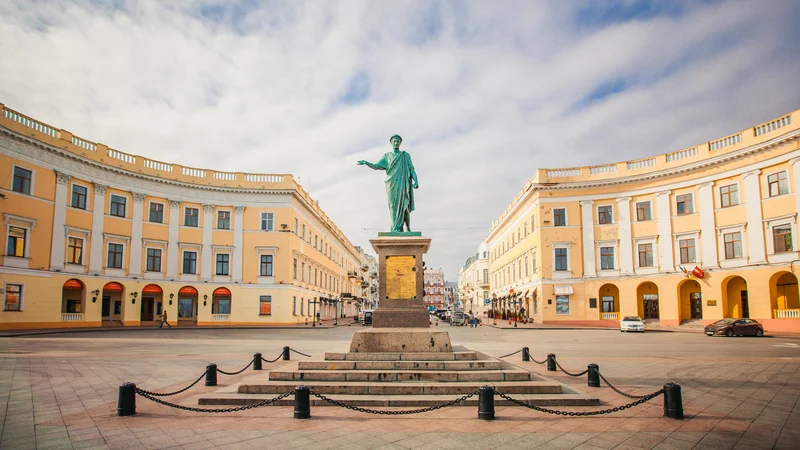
{"left": 159, "top": 309, "right": 171, "bottom": 328}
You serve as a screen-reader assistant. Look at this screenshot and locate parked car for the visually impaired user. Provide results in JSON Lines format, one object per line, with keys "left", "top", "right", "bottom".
{"left": 620, "top": 316, "right": 645, "bottom": 332}
{"left": 705, "top": 318, "right": 764, "bottom": 337}
{"left": 450, "top": 312, "right": 468, "bottom": 326}
{"left": 362, "top": 310, "right": 373, "bottom": 326}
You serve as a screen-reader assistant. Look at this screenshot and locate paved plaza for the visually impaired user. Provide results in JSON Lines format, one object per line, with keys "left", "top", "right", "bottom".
{"left": 0, "top": 326, "right": 798, "bottom": 449}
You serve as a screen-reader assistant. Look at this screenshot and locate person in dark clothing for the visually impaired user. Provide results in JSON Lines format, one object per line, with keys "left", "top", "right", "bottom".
{"left": 159, "top": 309, "right": 171, "bottom": 328}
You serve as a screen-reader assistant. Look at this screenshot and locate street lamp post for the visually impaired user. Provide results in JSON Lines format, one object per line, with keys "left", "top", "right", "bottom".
{"left": 310, "top": 298, "right": 320, "bottom": 328}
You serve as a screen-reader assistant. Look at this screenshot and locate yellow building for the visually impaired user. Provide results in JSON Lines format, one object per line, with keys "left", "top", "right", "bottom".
{"left": 487, "top": 108, "right": 800, "bottom": 333}
{"left": 0, "top": 104, "right": 369, "bottom": 329}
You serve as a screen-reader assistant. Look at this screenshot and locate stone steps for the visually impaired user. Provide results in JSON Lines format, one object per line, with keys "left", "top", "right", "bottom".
{"left": 237, "top": 380, "right": 562, "bottom": 395}
{"left": 269, "top": 369, "right": 530, "bottom": 382}
{"left": 298, "top": 360, "right": 502, "bottom": 371}
{"left": 324, "top": 351, "right": 478, "bottom": 361}
{"left": 198, "top": 393, "right": 600, "bottom": 407}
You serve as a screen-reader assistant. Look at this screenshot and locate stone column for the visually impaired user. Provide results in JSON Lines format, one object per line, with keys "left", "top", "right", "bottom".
{"left": 616, "top": 197, "right": 633, "bottom": 274}
{"left": 201, "top": 204, "right": 214, "bottom": 280}
{"left": 49, "top": 171, "right": 70, "bottom": 271}
{"left": 233, "top": 206, "right": 245, "bottom": 282}
{"left": 580, "top": 200, "right": 596, "bottom": 277}
{"left": 88, "top": 184, "right": 107, "bottom": 274}
{"left": 128, "top": 193, "right": 146, "bottom": 276}
{"left": 742, "top": 169, "right": 766, "bottom": 264}
{"left": 697, "top": 182, "right": 719, "bottom": 268}
{"left": 655, "top": 190, "right": 674, "bottom": 271}
{"left": 166, "top": 200, "right": 180, "bottom": 278}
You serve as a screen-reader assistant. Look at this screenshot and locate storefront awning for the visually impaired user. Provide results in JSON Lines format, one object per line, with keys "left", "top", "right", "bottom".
{"left": 142, "top": 284, "right": 162, "bottom": 294}
{"left": 63, "top": 279, "right": 84, "bottom": 290}
{"left": 179, "top": 286, "right": 198, "bottom": 296}
{"left": 103, "top": 282, "right": 124, "bottom": 293}
{"left": 554, "top": 285, "right": 574, "bottom": 296}
{"left": 213, "top": 287, "right": 231, "bottom": 297}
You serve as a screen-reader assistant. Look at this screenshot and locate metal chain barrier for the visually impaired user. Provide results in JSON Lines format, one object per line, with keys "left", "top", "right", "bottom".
{"left": 136, "top": 389, "right": 292, "bottom": 413}
{"left": 498, "top": 349, "right": 522, "bottom": 358}
{"left": 262, "top": 354, "right": 283, "bottom": 364}
{"left": 217, "top": 357, "right": 255, "bottom": 376}
{"left": 530, "top": 357, "right": 546, "bottom": 364}
{"left": 598, "top": 371, "right": 649, "bottom": 399}
{"left": 494, "top": 389, "right": 665, "bottom": 416}
{"left": 290, "top": 348, "right": 312, "bottom": 357}
{"left": 135, "top": 370, "right": 208, "bottom": 397}
{"left": 310, "top": 390, "right": 478, "bottom": 415}
{"left": 555, "top": 361, "right": 589, "bottom": 377}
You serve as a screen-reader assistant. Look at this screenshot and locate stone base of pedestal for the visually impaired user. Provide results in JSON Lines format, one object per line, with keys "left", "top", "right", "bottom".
{"left": 349, "top": 329, "right": 452, "bottom": 353}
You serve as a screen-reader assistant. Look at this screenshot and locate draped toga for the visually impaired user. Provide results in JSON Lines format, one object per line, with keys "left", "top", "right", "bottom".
{"left": 371, "top": 150, "right": 416, "bottom": 232}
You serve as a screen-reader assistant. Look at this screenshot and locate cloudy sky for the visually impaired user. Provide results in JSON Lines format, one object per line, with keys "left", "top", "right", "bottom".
{"left": 2, "top": 0, "right": 799, "bottom": 279}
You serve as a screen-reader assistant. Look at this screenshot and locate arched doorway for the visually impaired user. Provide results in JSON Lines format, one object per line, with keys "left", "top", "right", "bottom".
{"left": 177, "top": 286, "right": 198, "bottom": 322}
{"left": 598, "top": 284, "right": 619, "bottom": 320}
{"left": 102, "top": 282, "right": 125, "bottom": 324}
{"left": 141, "top": 284, "right": 163, "bottom": 323}
{"left": 61, "top": 279, "right": 85, "bottom": 322}
{"left": 212, "top": 287, "right": 231, "bottom": 321}
{"left": 678, "top": 279, "right": 702, "bottom": 322}
{"left": 722, "top": 276, "right": 749, "bottom": 318}
{"left": 637, "top": 282, "right": 659, "bottom": 320}
{"left": 770, "top": 272, "right": 799, "bottom": 318}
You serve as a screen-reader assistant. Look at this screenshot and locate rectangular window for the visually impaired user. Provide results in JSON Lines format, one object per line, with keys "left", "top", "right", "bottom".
{"left": 294, "top": 218, "right": 299, "bottom": 235}
{"left": 554, "top": 248, "right": 568, "bottom": 271}
{"left": 676, "top": 194, "right": 694, "bottom": 215}
{"left": 6, "top": 226, "right": 26, "bottom": 257}
{"left": 68, "top": 237, "right": 83, "bottom": 264}
{"left": 724, "top": 232, "right": 743, "bottom": 259}
{"left": 149, "top": 202, "right": 164, "bottom": 223}
{"left": 146, "top": 248, "right": 162, "bottom": 272}
{"left": 679, "top": 239, "right": 696, "bottom": 264}
{"left": 555, "top": 295, "right": 570, "bottom": 315}
{"left": 107, "top": 243, "right": 123, "bottom": 269}
{"left": 302, "top": 224, "right": 306, "bottom": 239}
{"left": 217, "top": 211, "right": 230, "bottom": 229}
{"left": 4, "top": 283, "right": 22, "bottom": 311}
{"left": 184, "top": 207, "right": 199, "bottom": 227}
{"left": 553, "top": 208, "right": 566, "bottom": 226}
{"left": 260, "top": 255, "right": 273, "bottom": 276}
{"left": 602, "top": 296, "right": 614, "bottom": 313}
{"left": 636, "top": 201, "right": 651, "bottom": 221}
{"left": 259, "top": 295, "right": 272, "bottom": 315}
{"left": 720, "top": 184, "right": 739, "bottom": 207}
{"left": 216, "top": 253, "right": 229, "bottom": 275}
{"left": 600, "top": 247, "right": 614, "bottom": 270}
{"left": 12, "top": 167, "right": 32, "bottom": 195}
{"left": 216, "top": 298, "right": 231, "bottom": 315}
{"left": 293, "top": 258, "right": 298, "bottom": 279}
{"left": 293, "top": 296, "right": 297, "bottom": 315}
{"left": 598, "top": 206, "right": 613, "bottom": 224}
{"left": 300, "top": 297, "right": 304, "bottom": 315}
{"left": 773, "top": 225, "right": 792, "bottom": 253}
{"left": 637, "top": 243, "right": 654, "bottom": 267}
{"left": 71, "top": 185, "right": 87, "bottom": 209}
{"left": 110, "top": 195, "right": 126, "bottom": 217}
{"left": 261, "top": 212, "right": 274, "bottom": 231}
{"left": 182, "top": 251, "right": 197, "bottom": 274}
{"left": 768, "top": 172, "right": 789, "bottom": 197}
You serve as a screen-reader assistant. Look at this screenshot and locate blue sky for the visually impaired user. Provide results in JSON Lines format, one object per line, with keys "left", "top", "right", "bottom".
{"left": 1, "top": 0, "right": 799, "bottom": 279}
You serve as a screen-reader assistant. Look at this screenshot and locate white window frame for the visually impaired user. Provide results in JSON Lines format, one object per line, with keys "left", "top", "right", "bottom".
{"left": 3, "top": 214, "right": 37, "bottom": 269}
{"left": 147, "top": 201, "right": 166, "bottom": 224}
{"left": 675, "top": 193, "right": 695, "bottom": 216}
{"left": 765, "top": 214, "right": 798, "bottom": 263}
{"left": 69, "top": 181, "right": 91, "bottom": 211}
{"left": 261, "top": 212, "right": 274, "bottom": 231}
{"left": 718, "top": 182, "right": 741, "bottom": 209}
{"left": 141, "top": 239, "right": 167, "bottom": 279}
{"left": 3, "top": 282, "right": 24, "bottom": 311}
{"left": 178, "top": 242, "right": 202, "bottom": 281}
{"left": 764, "top": 170, "right": 790, "bottom": 198}
{"left": 552, "top": 208, "right": 567, "bottom": 227}
{"left": 183, "top": 206, "right": 200, "bottom": 228}
{"left": 596, "top": 204, "right": 614, "bottom": 225}
{"left": 635, "top": 201, "right": 653, "bottom": 222}
{"left": 11, "top": 164, "right": 35, "bottom": 196}
{"left": 717, "top": 224, "right": 747, "bottom": 268}
{"left": 256, "top": 246, "right": 277, "bottom": 284}
{"left": 673, "top": 231, "right": 701, "bottom": 269}
{"left": 595, "top": 240, "right": 619, "bottom": 276}
{"left": 108, "top": 193, "right": 129, "bottom": 218}
{"left": 64, "top": 226, "right": 90, "bottom": 274}
{"left": 552, "top": 242, "right": 571, "bottom": 279}
{"left": 215, "top": 208, "right": 232, "bottom": 230}
{"left": 104, "top": 237, "right": 127, "bottom": 277}
{"left": 633, "top": 237, "right": 658, "bottom": 274}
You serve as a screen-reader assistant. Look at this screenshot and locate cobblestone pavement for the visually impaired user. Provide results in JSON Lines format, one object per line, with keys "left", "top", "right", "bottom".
{"left": 0, "top": 326, "right": 798, "bottom": 449}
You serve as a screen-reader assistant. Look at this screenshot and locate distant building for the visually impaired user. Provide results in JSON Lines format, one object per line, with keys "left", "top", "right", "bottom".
{"left": 423, "top": 268, "right": 445, "bottom": 310}
{"left": 444, "top": 282, "right": 458, "bottom": 309}
{"left": 457, "top": 243, "right": 490, "bottom": 317}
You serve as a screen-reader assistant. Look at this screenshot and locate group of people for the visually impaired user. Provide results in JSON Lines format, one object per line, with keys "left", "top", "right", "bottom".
{"left": 467, "top": 311, "right": 480, "bottom": 328}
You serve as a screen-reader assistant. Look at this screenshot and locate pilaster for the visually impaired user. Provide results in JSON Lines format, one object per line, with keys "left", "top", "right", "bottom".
{"left": 49, "top": 171, "right": 70, "bottom": 271}
{"left": 201, "top": 204, "right": 214, "bottom": 280}
{"left": 742, "top": 169, "right": 766, "bottom": 264}
{"left": 655, "top": 190, "right": 674, "bottom": 271}
{"left": 697, "top": 182, "right": 719, "bottom": 268}
{"left": 129, "top": 192, "right": 146, "bottom": 276}
{"left": 580, "top": 200, "right": 596, "bottom": 277}
{"left": 616, "top": 197, "right": 633, "bottom": 274}
{"left": 166, "top": 200, "right": 180, "bottom": 278}
{"left": 233, "top": 206, "right": 245, "bottom": 282}
{"left": 88, "top": 184, "right": 107, "bottom": 274}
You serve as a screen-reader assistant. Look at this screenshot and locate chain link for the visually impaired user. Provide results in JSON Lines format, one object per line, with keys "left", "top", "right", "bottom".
{"left": 290, "top": 348, "right": 312, "bottom": 357}
{"left": 597, "top": 371, "right": 649, "bottom": 399}
{"left": 217, "top": 358, "right": 255, "bottom": 376}
{"left": 136, "top": 370, "right": 207, "bottom": 397}
{"left": 530, "top": 357, "right": 546, "bottom": 365}
{"left": 555, "top": 361, "right": 589, "bottom": 377}
{"left": 262, "top": 354, "right": 283, "bottom": 364}
{"left": 136, "top": 389, "right": 292, "bottom": 413}
{"left": 499, "top": 349, "right": 522, "bottom": 358}
{"left": 310, "top": 390, "right": 478, "bottom": 415}
{"left": 494, "top": 389, "right": 664, "bottom": 416}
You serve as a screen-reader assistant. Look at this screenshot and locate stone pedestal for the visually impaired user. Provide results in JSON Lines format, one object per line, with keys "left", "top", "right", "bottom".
{"left": 349, "top": 328, "right": 452, "bottom": 353}
{"left": 370, "top": 234, "right": 431, "bottom": 328}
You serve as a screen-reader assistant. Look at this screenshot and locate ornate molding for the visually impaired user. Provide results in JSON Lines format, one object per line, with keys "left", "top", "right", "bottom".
{"left": 203, "top": 204, "right": 215, "bottom": 212}
{"left": 655, "top": 190, "right": 671, "bottom": 198}
{"left": 93, "top": 183, "right": 108, "bottom": 195}
{"left": 133, "top": 192, "right": 147, "bottom": 202}
{"left": 168, "top": 200, "right": 181, "bottom": 209}
{"left": 234, "top": 206, "right": 245, "bottom": 215}
{"left": 55, "top": 171, "right": 71, "bottom": 186}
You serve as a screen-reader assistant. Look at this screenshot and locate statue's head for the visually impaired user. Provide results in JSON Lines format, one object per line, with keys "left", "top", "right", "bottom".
{"left": 389, "top": 134, "right": 402, "bottom": 149}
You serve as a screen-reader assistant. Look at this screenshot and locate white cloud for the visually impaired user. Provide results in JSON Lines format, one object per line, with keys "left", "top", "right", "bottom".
{"left": 1, "top": 0, "right": 799, "bottom": 279}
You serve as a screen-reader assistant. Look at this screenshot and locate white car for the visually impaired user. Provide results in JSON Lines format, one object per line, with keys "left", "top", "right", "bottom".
{"left": 620, "top": 316, "right": 645, "bottom": 332}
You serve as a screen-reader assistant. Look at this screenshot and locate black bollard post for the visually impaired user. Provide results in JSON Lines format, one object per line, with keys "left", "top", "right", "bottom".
{"left": 283, "top": 346, "right": 291, "bottom": 361}
{"left": 205, "top": 364, "right": 218, "bottom": 386}
{"left": 546, "top": 353, "right": 557, "bottom": 371}
{"left": 117, "top": 382, "right": 136, "bottom": 416}
{"left": 587, "top": 364, "right": 600, "bottom": 387}
{"left": 477, "top": 385, "right": 495, "bottom": 420}
{"left": 294, "top": 385, "right": 311, "bottom": 419}
{"left": 663, "top": 383, "right": 684, "bottom": 419}
{"left": 253, "top": 353, "right": 262, "bottom": 371}
{"left": 522, "top": 347, "right": 530, "bottom": 362}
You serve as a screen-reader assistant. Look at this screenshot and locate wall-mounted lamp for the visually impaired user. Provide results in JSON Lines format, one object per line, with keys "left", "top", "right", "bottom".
{"left": 91, "top": 289, "right": 100, "bottom": 303}
{"left": 169, "top": 293, "right": 174, "bottom": 305}
{"left": 203, "top": 294, "right": 208, "bottom": 306}
{"left": 131, "top": 291, "right": 138, "bottom": 304}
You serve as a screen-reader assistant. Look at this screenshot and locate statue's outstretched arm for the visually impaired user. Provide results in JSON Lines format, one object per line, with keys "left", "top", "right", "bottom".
{"left": 357, "top": 160, "right": 383, "bottom": 171}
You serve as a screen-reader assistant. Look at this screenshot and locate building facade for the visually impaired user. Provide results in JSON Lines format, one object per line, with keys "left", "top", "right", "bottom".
{"left": 0, "top": 104, "right": 367, "bottom": 329}
{"left": 444, "top": 282, "right": 458, "bottom": 309}
{"left": 423, "top": 268, "right": 445, "bottom": 310}
{"left": 487, "top": 108, "right": 800, "bottom": 332}
{"left": 457, "top": 244, "right": 490, "bottom": 317}
{"left": 356, "top": 247, "right": 378, "bottom": 309}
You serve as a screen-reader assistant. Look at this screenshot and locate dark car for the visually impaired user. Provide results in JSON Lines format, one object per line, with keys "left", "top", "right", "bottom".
{"left": 362, "top": 310, "right": 373, "bottom": 326}
{"left": 704, "top": 318, "right": 764, "bottom": 337}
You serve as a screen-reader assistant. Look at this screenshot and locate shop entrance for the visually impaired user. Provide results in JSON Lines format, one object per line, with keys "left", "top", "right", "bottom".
{"left": 141, "top": 297, "right": 155, "bottom": 321}
{"left": 690, "top": 293, "right": 702, "bottom": 319}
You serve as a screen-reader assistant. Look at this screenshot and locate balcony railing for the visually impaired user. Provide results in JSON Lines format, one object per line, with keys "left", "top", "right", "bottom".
{"left": 62, "top": 313, "right": 84, "bottom": 322}
{"left": 773, "top": 309, "right": 800, "bottom": 319}
{"left": 212, "top": 314, "right": 230, "bottom": 321}
{"left": 601, "top": 312, "right": 619, "bottom": 320}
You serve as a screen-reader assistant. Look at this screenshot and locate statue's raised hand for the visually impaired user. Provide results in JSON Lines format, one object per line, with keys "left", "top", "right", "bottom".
{"left": 357, "top": 160, "right": 367, "bottom": 165}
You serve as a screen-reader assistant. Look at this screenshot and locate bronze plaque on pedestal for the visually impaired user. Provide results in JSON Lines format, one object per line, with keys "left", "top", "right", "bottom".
{"left": 386, "top": 255, "right": 416, "bottom": 299}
